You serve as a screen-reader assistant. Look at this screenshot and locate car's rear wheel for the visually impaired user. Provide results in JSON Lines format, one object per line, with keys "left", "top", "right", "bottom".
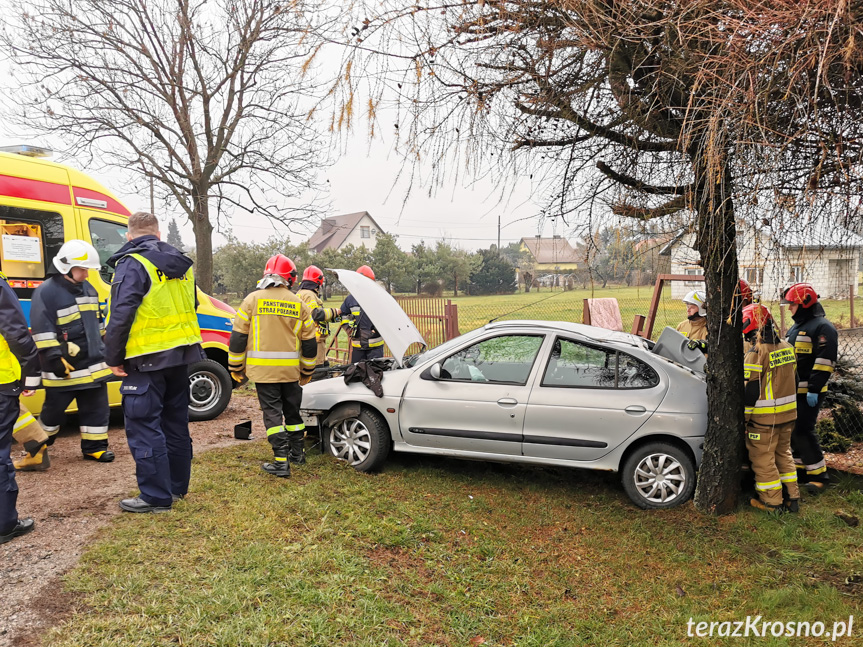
{"left": 187, "top": 359, "right": 232, "bottom": 421}
{"left": 621, "top": 442, "right": 696, "bottom": 509}
{"left": 327, "top": 408, "right": 390, "bottom": 472}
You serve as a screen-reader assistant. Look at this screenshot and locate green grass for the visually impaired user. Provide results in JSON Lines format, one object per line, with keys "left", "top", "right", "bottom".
{"left": 48, "top": 445, "right": 863, "bottom": 646}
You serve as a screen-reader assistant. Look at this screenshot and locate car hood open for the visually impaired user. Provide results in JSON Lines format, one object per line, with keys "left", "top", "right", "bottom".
{"left": 330, "top": 269, "right": 427, "bottom": 367}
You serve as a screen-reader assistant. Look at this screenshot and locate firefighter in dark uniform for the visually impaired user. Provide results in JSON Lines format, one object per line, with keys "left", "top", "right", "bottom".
{"left": 741, "top": 304, "right": 800, "bottom": 513}
{"left": 228, "top": 254, "right": 317, "bottom": 475}
{"left": 295, "top": 265, "right": 341, "bottom": 380}
{"left": 0, "top": 269, "right": 40, "bottom": 544}
{"left": 340, "top": 265, "right": 384, "bottom": 364}
{"left": 782, "top": 283, "right": 837, "bottom": 493}
{"left": 105, "top": 212, "right": 204, "bottom": 513}
{"left": 27, "top": 240, "right": 114, "bottom": 464}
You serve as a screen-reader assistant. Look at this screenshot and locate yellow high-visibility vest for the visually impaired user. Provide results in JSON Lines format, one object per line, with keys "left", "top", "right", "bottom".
{"left": 0, "top": 271, "right": 22, "bottom": 383}
{"left": 118, "top": 254, "right": 201, "bottom": 359}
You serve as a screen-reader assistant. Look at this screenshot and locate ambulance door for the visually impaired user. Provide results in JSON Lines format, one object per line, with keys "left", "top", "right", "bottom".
{"left": 78, "top": 210, "right": 128, "bottom": 302}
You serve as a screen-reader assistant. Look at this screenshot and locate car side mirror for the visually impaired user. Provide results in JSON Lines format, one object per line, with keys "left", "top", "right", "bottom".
{"left": 429, "top": 363, "right": 442, "bottom": 380}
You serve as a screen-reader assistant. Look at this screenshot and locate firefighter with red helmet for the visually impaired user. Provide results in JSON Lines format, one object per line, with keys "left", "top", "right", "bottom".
{"left": 782, "top": 283, "right": 837, "bottom": 492}
{"left": 738, "top": 279, "right": 753, "bottom": 307}
{"left": 339, "top": 265, "right": 384, "bottom": 364}
{"left": 742, "top": 304, "right": 800, "bottom": 513}
{"left": 228, "top": 254, "right": 317, "bottom": 475}
{"left": 296, "top": 265, "right": 341, "bottom": 378}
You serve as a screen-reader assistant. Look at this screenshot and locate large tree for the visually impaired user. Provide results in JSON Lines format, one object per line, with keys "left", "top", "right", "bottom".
{"left": 4, "top": 0, "right": 331, "bottom": 292}
{"left": 343, "top": 1, "right": 863, "bottom": 513}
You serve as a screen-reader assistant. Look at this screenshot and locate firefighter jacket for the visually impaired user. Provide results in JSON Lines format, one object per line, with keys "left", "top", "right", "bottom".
{"left": 228, "top": 286, "right": 317, "bottom": 383}
{"left": 105, "top": 236, "right": 204, "bottom": 372}
{"left": 296, "top": 284, "right": 340, "bottom": 364}
{"left": 743, "top": 334, "right": 798, "bottom": 426}
{"left": 0, "top": 270, "right": 40, "bottom": 394}
{"left": 30, "top": 274, "right": 111, "bottom": 390}
{"left": 676, "top": 316, "right": 707, "bottom": 341}
{"left": 339, "top": 294, "right": 383, "bottom": 350}
{"left": 786, "top": 302, "right": 837, "bottom": 395}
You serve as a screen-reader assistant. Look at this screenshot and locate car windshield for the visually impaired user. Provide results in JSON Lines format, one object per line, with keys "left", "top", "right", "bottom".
{"left": 404, "top": 327, "right": 488, "bottom": 368}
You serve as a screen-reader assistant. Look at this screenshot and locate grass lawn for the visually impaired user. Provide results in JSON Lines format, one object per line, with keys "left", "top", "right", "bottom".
{"left": 48, "top": 444, "right": 863, "bottom": 646}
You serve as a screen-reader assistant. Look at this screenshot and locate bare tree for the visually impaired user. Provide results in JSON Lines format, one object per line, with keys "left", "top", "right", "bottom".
{"left": 3, "top": 0, "right": 333, "bottom": 291}
{"left": 340, "top": 1, "right": 863, "bottom": 513}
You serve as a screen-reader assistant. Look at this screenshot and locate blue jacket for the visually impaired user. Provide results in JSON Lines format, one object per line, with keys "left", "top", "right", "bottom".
{"left": 339, "top": 294, "right": 381, "bottom": 349}
{"left": 104, "top": 235, "right": 204, "bottom": 371}
{"left": 0, "top": 272, "right": 40, "bottom": 394}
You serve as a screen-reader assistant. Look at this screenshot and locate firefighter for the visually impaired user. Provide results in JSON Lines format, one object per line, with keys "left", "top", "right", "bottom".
{"left": 12, "top": 402, "right": 50, "bottom": 471}
{"left": 741, "top": 304, "right": 800, "bottom": 513}
{"left": 27, "top": 240, "right": 114, "bottom": 464}
{"left": 0, "top": 269, "right": 40, "bottom": 544}
{"left": 295, "top": 265, "right": 341, "bottom": 380}
{"left": 105, "top": 212, "right": 204, "bottom": 513}
{"left": 738, "top": 279, "right": 753, "bottom": 308}
{"left": 228, "top": 254, "right": 317, "bottom": 475}
{"left": 676, "top": 289, "right": 707, "bottom": 352}
{"left": 340, "top": 265, "right": 384, "bottom": 363}
{"left": 782, "top": 283, "right": 837, "bottom": 493}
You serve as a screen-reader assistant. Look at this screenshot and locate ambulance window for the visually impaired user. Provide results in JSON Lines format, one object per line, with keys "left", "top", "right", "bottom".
{"left": 89, "top": 218, "right": 128, "bottom": 282}
{"left": 0, "top": 206, "right": 64, "bottom": 295}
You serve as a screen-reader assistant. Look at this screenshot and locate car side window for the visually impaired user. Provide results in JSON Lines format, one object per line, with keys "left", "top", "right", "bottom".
{"left": 440, "top": 334, "right": 543, "bottom": 385}
{"left": 618, "top": 352, "right": 660, "bottom": 388}
{"left": 543, "top": 338, "right": 616, "bottom": 388}
{"left": 88, "top": 218, "right": 128, "bottom": 283}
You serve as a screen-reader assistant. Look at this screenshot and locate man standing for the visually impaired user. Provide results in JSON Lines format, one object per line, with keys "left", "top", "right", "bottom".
{"left": 105, "top": 212, "right": 203, "bottom": 513}
{"left": 741, "top": 304, "right": 800, "bottom": 513}
{"left": 27, "top": 240, "right": 114, "bottom": 465}
{"left": 229, "top": 254, "right": 317, "bottom": 475}
{"left": 0, "top": 269, "right": 40, "bottom": 543}
{"left": 782, "top": 283, "right": 837, "bottom": 493}
{"left": 340, "top": 265, "right": 384, "bottom": 364}
{"left": 296, "top": 265, "right": 341, "bottom": 379}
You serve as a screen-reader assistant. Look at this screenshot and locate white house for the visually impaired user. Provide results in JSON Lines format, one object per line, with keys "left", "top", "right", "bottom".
{"left": 665, "top": 222, "right": 863, "bottom": 300}
{"left": 307, "top": 211, "right": 386, "bottom": 253}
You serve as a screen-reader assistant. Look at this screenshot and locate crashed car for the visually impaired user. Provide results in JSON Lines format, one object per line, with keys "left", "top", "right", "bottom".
{"left": 302, "top": 270, "right": 707, "bottom": 509}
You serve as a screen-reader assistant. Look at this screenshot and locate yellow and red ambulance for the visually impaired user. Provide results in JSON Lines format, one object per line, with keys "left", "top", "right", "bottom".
{"left": 0, "top": 145, "right": 236, "bottom": 420}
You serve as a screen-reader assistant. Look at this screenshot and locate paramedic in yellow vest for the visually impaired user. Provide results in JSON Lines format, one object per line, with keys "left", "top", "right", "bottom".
{"left": 0, "top": 269, "right": 40, "bottom": 544}
{"left": 676, "top": 289, "right": 707, "bottom": 352}
{"left": 296, "top": 265, "right": 341, "bottom": 378}
{"left": 105, "top": 212, "right": 204, "bottom": 513}
{"left": 228, "top": 254, "right": 317, "bottom": 477}
{"left": 741, "top": 304, "right": 800, "bottom": 513}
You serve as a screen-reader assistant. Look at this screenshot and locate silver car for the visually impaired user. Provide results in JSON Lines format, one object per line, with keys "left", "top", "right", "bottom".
{"left": 303, "top": 272, "right": 707, "bottom": 509}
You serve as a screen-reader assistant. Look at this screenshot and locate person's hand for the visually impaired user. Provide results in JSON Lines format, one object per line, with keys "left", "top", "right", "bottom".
{"left": 21, "top": 390, "right": 35, "bottom": 397}
{"left": 299, "top": 369, "right": 314, "bottom": 386}
{"left": 687, "top": 339, "right": 707, "bottom": 353}
{"left": 109, "top": 365, "right": 128, "bottom": 377}
{"left": 230, "top": 370, "right": 247, "bottom": 385}
{"left": 806, "top": 392, "right": 819, "bottom": 408}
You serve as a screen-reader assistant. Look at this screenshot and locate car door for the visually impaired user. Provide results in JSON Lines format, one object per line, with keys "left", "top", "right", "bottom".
{"left": 399, "top": 333, "right": 546, "bottom": 455}
{"left": 522, "top": 337, "right": 667, "bottom": 461}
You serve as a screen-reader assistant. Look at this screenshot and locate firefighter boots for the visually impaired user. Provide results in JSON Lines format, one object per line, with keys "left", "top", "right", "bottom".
{"left": 262, "top": 461, "right": 291, "bottom": 478}
{"left": 13, "top": 447, "right": 50, "bottom": 472}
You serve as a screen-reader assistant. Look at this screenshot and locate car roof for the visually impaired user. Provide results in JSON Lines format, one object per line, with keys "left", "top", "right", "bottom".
{"left": 484, "top": 320, "right": 646, "bottom": 348}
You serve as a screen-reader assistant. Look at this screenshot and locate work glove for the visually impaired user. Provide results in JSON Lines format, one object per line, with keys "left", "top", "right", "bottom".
{"left": 299, "top": 373, "right": 313, "bottom": 386}
{"left": 806, "top": 392, "right": 819, "bottom": 408}
{"left": 686, "top": 339, "right": 707, "bottom": 353}
{"left": 49, "top": 357, "right": 70, "bottom": 377}
{"left": 230, "top": 370, "right": 248, "bottom": 386}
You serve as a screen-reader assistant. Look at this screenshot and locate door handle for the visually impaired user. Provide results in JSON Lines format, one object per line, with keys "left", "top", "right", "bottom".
{"left": 497, "top": 398, "right": 518, "bottom": 407}
{"left": 625, "top": 405, "right": 647, "bottom": 414}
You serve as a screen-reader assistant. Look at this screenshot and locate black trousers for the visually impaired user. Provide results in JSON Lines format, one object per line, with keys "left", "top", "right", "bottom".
{"left": 0, "top": 393, "right": 20, "bottom": 534}
{"left": 255, "top": 382, "right": 304, "bottom": 461}
{"left": 39, "top": 383, "right": 110, "bottom": 455}
{"left": 791, "top": 392, "right": 828, "bottom": 483}
{"left": 351, "top": 346, "right": 384, "bottom": 364}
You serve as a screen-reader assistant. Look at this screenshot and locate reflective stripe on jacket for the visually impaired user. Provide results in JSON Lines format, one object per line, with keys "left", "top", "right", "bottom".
{"left": 340, "top": 294, "right": 384, "bottom": 349}
{"left": 743, "top": 340, "right": 798, "bottom": 425}
{"left": 786, "top": 310, "right": 837, "bottom": 395}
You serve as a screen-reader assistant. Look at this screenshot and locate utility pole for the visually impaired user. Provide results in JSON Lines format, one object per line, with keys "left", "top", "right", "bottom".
{"left": 497, "top": 215, "right": 501, "bottom": 253}
{"left": 149, "top": 175, "right": 155, "bottom": 215}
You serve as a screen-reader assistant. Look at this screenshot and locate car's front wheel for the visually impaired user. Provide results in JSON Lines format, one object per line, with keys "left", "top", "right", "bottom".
{"left": 327, "top": 408, "right": 390, "bottom": 472}
{"left": 621, "top": 442, "right": 696, "bottom": 509}
{"left": 187, "top": 359, "right": 232, "bottom": 421}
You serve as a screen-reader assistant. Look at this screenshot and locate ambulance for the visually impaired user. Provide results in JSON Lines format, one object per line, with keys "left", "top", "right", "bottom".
{"left": 0, "top": 145, "right": 236, "bottom": 420}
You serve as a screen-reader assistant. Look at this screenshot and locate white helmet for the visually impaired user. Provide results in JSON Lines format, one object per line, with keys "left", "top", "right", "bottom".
{"left": 53, "top": 240, "right": 101, "bottom": 274}
{"left": 682, "top": 290, "right": 707, "bottom": 317}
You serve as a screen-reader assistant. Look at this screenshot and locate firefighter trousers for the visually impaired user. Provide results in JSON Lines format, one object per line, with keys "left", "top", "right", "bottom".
{"left": 13, "top": 402, "right": 48, "bottom": 456}
{"left": 746, "top": 420, "right": 799, "bottom": 506}
{"left": 351, "top": 346, "right": 384, "bottom": 364}
{"left": 791, "top": 393, "right": 828, "bottom": 483}
{"left": 0, "top": 393, "right": 21, "bottom": 534}
{"left": 255, "top": 382, "right": 305, "bottom": 463}
{"left": 39, "top": 384, "right": 110, "bottom": 455}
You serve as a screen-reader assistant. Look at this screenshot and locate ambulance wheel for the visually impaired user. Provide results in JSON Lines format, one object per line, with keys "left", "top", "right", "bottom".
{"left": 188, "top": 359, "right": 232, "bottom": 421}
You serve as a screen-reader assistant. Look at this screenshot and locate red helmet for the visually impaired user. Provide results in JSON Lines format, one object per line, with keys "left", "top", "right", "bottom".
{"left": 737, "top": 279, "right": 753, "bottom": 305}
{"left": 263, "top": 254, "right": 297, "bottom": 286}
{"left": 742, "top": 304, "right": 773, "bottom": 336}
{"left": 302, "top": 265, "right": 324, "bottom": 286}
{"left": 357, "top": 265, "right": 375, "bottom": 280}
{"left": 781, "top": 283, "right": 818, "bottom": 307}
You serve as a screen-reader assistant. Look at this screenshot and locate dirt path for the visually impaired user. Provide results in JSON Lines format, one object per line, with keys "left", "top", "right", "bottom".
{"left": 0, "top": 393, "right": 263, "bottom": 647}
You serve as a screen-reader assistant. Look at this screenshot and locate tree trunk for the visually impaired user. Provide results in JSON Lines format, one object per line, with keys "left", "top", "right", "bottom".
{"left": 453, "top": 271, "right": 458, "bottom": 297}
{"left": 692, "top": 147, "right": 745, "bottom": 515}
{"left": 191, "top": 190, "right": 214, "bottom": 294}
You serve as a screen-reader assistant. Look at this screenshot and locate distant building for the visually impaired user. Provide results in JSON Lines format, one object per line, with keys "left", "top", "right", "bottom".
{"left": 307, "top": 211, "right": 385, "bottom": 253}
{"left": 519, "top": 235, "right": 583, "bottom": 271}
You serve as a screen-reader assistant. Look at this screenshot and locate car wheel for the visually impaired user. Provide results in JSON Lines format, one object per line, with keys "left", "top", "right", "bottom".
{"left": 621, "top": 442, "right": 696, "bottom": 509}
{"left": 187, "top": 359, "right": 232, "bottom": 421}
{"left": 327, "top": 408, "right": 390, "bottom": 472}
